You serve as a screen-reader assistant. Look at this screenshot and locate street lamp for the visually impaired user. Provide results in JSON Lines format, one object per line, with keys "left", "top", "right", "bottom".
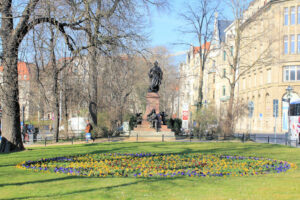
{"left": 22, "top": 105, "right": 25, "bottom": 127}
{"left": 286, "top": 86, "right": 293, "bottom": 140}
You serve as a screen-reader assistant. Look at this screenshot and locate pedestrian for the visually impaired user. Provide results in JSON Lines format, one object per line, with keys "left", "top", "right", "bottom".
{"left": 85, "top": 120, "right": 93, "bottom": 143}
{"left": 24, "top": 124, "right": 29, "bottom": 143}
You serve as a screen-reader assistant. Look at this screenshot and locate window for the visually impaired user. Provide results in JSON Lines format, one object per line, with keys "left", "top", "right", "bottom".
{"left": 291, "top": 35, "right": 295, "bottom": 54}
{"left": 223, "top": 51, "right": 226, "bottom": 61}
{"left": 298, "top": 66, "right": 300, "bottom": 81}
{"left": 267, "top": 69, "right": 271, "bottom": 83}
{"left": 230, "top": 46, "right": 233, "bottom": 56}
{"left": 290, "top": 103, "right": 300, "bottom": 116}
{"left": 260, "top": 71, "right": 263, "bottom": 85}
{"left": 284, "top": 67, "right": 290, "bottom": 81}
{"left": 254, "top": 73, "right": 257, "bottom": 87}
{"left": 291, "top": 7, "right": 296, "bottom": 25}
{"left": 298, "top": 6, "right": 300, "bottom": 24}
{"left": 284, "top": 7, "right": 289, "bottom": 25}
{"left": 222, "top": 86, "right": 226, "bottom": 96}
{"left": 283, "top": 66, "right": 300, "bottom": 81}
{"left": 213, "top": 75, "right": 215, "bottom": 83}
{"left": 223, "top": 69, "right": 226, "bottom": 78}
{"left": 284, "top": 36, "right": 288, "bottom": 54}
{"left": 298, "top": 34, "right": 300, "bottom": 53}
{"left": 24, "top": 75, "right": 27, "bottom": 80}
{"left": 290, "top": 66, "right": 296, "bottom": 80}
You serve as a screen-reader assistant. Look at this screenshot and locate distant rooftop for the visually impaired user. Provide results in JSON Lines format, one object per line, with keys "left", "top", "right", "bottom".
{"left": 218, "top": 20, "right": 232, "bottom": 42}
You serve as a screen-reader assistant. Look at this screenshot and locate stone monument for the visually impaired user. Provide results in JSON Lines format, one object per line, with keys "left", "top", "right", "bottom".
{"left": 131, "top": 61, "right": 174, "bottom": 140}
{"left": 143, "top": 61, "right": 163, "bottom": 120}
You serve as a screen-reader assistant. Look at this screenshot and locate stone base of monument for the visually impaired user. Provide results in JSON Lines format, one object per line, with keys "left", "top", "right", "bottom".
{"left": 130, "top": 121, "right": 175, "bottom": 141}
{"left": 131, "top": 91, "right": 175, "bottom": 141}
{"left": 143, "top": 92, "right": 160, "bottom": 120}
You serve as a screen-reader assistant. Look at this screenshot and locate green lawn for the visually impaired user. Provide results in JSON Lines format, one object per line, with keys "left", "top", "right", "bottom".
{"left": 1, "top": 142, "right": 300, "bottom": 200}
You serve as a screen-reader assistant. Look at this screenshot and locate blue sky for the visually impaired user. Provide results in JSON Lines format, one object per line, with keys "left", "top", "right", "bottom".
{"left": 147, "top": 0, "right": 232, "bottom": 65}
{"left": 147, "top": 0, "right": 196, "bottom": 65}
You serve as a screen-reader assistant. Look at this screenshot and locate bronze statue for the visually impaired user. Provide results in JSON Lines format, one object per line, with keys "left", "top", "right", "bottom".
{"left": 147, "top": 109, "right": 157, "bottom": 129}
{"left": 148, "top": 61, "right": 163, "bottom": 93}
{"left": 136, "top": 113, "right": 143, "bottom": 125}
{"left": 160, "top": 112, "right": 168, "bottom": 125}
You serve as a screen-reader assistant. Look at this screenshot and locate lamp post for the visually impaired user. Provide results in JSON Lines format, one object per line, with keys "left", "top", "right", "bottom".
{"left": 22, "top": 105, "right": 25, "bottom": 128}
{"left": 286, "top": 85, "right": 293, "bottom": 140}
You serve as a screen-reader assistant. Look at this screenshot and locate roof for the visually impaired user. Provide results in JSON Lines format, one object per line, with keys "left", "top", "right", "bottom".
{"left": 193, "top": 42, "right": 211, "bottom": 55}
{"left": 218, "top": 20, "right": 232, "bottom": 42}
{"left": 0, "top": 62, "right": 31, "bottom": 81}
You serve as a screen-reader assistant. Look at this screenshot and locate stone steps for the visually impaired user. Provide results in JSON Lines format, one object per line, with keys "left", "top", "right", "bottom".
{"left": 130, "top": 131, "right": 175, "bottom": 137}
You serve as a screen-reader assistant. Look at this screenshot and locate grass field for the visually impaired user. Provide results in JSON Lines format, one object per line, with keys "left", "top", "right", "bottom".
{"left": 1, "top": 142, "right": 300, "bottom": 200}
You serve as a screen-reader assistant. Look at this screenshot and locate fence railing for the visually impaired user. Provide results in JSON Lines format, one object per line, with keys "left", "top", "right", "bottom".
{"left": 235, "top": 133, "right": 300, "bottom": 147}
{"left": 19, "top": 132, "right": 300, "bottom": 148}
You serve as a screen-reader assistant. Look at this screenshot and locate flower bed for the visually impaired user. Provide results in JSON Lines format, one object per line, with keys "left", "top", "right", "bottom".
{"left": 16, "top": 153, "right": 296, "bottom": 178}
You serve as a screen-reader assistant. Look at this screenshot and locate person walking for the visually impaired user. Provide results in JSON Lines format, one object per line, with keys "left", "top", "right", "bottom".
{"left": 85, "top": 120, "right": 92, "bottom": 143}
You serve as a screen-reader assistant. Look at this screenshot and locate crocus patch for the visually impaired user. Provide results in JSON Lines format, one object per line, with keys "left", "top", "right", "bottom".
{"left": 16, "top": 153, "right": 296, "bottom": 178}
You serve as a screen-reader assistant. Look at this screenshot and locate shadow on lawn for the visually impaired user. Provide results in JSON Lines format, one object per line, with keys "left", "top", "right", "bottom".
{"left": 2, "top": 176, "right": 184, "bottom": 200}
{"left": 0, "top": 176, "right": 76, "bottom": 188}
{"left": 79, "top": 142, "right": 289, "bottom": 157}
{"left": 125, "top": 142, "right": 281, "bottom": 154}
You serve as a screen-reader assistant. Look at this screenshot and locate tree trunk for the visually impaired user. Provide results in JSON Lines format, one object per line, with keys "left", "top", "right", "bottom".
{"left": 197, "top": 67, "right": 204, "bottom": 109}
{"left": 88, "top": 45, "right": 98, "bottom": 126}
{"left": 0, "top": 1, "right": 24, "bottom": 152}
{"left": 51, "top": 66, "right": 60, "bottom": 142}
{"left": 63, "top": 83, "right": 69, "bottom": 137}
{"left": 49, "top": 25, "right": 60, "bottom": 142}
{"left": 0, "top": 49, "right": 25, "bottom": 152}
{"left": 225, "top": 84, "right": 235, "bottom": 136}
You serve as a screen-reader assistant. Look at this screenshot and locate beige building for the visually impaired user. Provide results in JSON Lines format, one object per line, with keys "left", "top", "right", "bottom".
{"left": 178, "top": 16, "right": 232, "bottom": 123}
{"left": 180, "top": 0, "right": 300, "bottom": 134}
{"left": 235, "top": 0, "right": 300, "bottom": 134}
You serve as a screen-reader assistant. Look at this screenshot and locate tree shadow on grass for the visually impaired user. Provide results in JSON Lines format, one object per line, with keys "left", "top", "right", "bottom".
{"left": 2, "top": 176, "right": 184, "bottom": 200}
{"left": 0, "top": 176, "right": 76, "bottom": 188}
{"left": 130, "top": 142, "right": 291, "bottom": 156}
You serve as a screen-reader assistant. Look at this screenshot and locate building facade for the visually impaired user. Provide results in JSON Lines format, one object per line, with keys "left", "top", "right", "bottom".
{"left": 179, "top": 0, "right": 300, "bottom": 134}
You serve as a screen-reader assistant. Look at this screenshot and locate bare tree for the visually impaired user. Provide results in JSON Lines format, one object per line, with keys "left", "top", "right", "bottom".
{"left": 0, "top": 0, "right": 167, "bottom": 152}
{"left": 179, "top": 0, "right": 218, "bottom": 109}
{"left": 67, "top": 0, "right": 168, "bottom": 126}
{"left": 220, "top": 0, "right": 276, "bottom": 135}
{"left": 0, "top": 0, "right": 83, "bottom": 152}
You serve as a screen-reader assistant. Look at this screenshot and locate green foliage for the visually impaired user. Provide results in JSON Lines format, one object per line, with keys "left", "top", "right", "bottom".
{"left": 97, "top": 112, "right": 111, "bottom": 128}
{"left": 26, "top": 120, "right": 52, "bottom": 128}
{"left": 123, "top": 112, "right": 133, "bottom": 122}
{"left": 129, "top": 114, "right": 137, "bottom": 130}
{"left": 91, "top": 125, "right": 112, "bottom": 138}
{"left": 167, "top": 118, "right": 182, "bottom": 135}
{"left": 193, "top": 105, "right": 219, "bottom": 138}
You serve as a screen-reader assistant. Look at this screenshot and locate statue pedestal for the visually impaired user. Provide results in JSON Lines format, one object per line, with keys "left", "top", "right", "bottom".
{"left": 132, "top": 92, "right": 174, "bottom": 139}
{"left": 143, "top": 92, "right": 160, "bottom": 120}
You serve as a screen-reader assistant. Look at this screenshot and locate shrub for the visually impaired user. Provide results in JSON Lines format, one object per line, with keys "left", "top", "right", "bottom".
{"left": 193, "top": 105, "right": 219, "bottom": 139}
{"left": 129, "top": 115, "right": 137, "bottom": 130}
{"left": 167, "top": 118, "right": 182, "bottom": 135}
